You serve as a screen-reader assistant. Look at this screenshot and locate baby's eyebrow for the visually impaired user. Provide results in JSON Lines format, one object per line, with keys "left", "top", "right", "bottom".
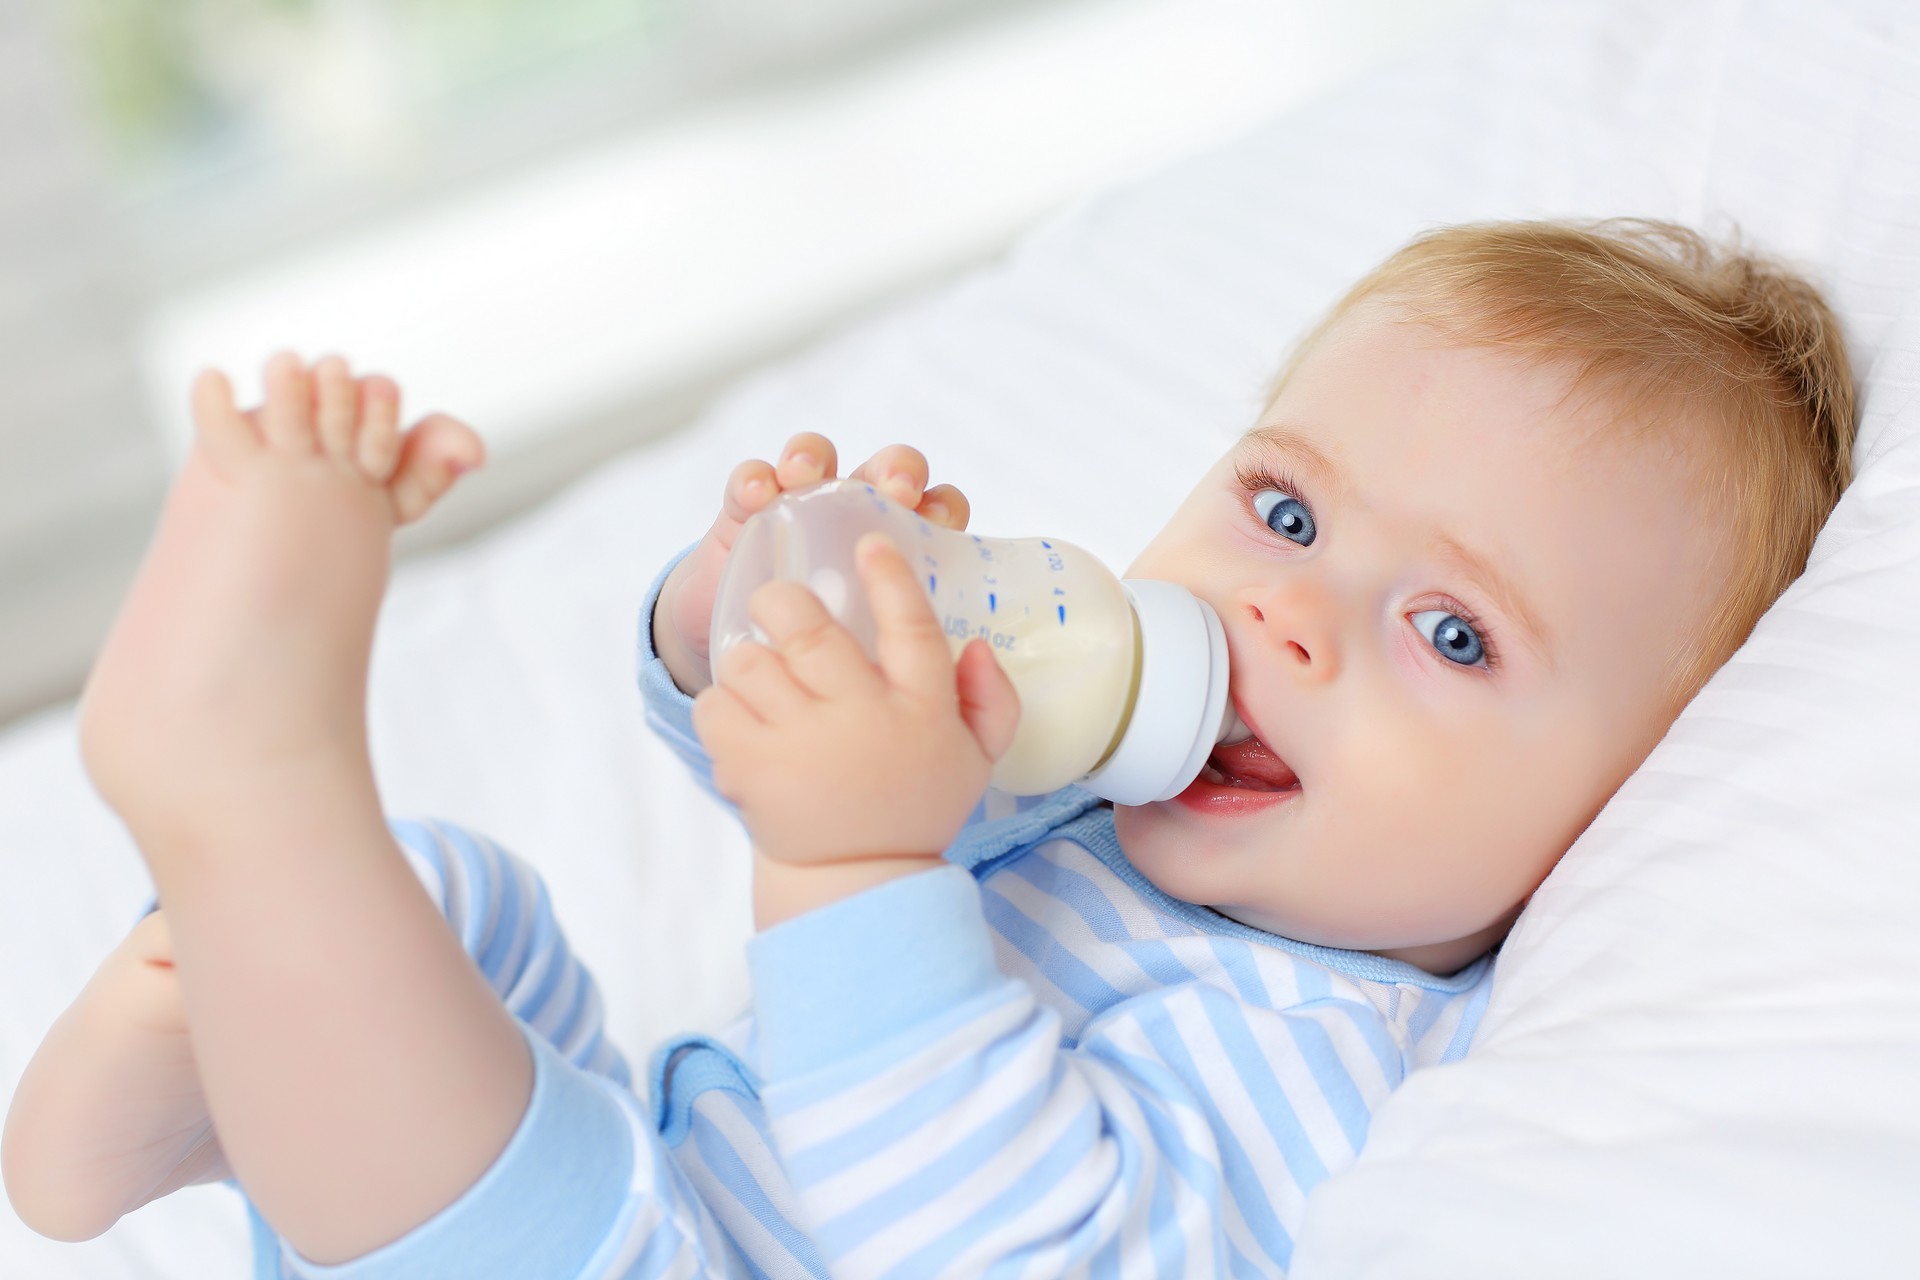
{"left": 1240, "top": 423, "right": 1556, "bottom": 668}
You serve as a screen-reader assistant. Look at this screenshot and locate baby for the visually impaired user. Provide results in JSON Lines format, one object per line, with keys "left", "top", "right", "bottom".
{"left": 4, "top": 219, "right": 1854, "bottom": 1278}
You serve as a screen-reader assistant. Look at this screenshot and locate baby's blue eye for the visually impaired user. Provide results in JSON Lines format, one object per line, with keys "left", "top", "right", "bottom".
{"left": 1412, "top": 610, "right": 1485, "bottom": 667}
{"left": 1252, "top": 490, "right": 1316, "bottom": 546}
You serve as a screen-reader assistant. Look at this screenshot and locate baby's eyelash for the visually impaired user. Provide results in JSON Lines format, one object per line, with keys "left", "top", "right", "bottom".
{"left": 1232, "top": 458, "right": 1503, "bottom": 675}
{"left": 1232, "top": 460, "right": 1311, "bottom": 519}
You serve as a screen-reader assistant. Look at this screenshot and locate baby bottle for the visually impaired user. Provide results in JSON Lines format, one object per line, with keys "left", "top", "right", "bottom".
{"left": 709, "top": 479, "right": 1248, "bottom": 804}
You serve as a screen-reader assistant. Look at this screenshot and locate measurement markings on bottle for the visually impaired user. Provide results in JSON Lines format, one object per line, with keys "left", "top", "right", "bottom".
{"left": 942, "top": 614, "right": 1018, "bottom": 649}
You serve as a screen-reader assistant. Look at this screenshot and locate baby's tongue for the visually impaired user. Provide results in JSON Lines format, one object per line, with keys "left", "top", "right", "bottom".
{"left": 1208, "top": 737, "right": 1299, "bottom": 791}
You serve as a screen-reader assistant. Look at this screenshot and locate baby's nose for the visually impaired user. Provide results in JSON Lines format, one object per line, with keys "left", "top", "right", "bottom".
{"left": 1238, "top": 578, "right": 1341, "bottom": 682}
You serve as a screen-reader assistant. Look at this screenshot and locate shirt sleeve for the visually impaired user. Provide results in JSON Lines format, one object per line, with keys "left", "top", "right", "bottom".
{"left": 748, "top": 865, "right": 1404, "bottom": 1278}
{"left": 635, "top": 541, "right": 730, "bottom": 805}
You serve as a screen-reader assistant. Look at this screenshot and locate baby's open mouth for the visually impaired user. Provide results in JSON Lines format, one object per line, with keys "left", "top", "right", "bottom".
{"left": 1201, "top": 733, "right": 1301, "bottom": 792}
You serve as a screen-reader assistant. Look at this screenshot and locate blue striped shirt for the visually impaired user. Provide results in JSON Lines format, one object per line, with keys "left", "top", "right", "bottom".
{"left": 241, "top": 554, "right": 1494, "bottom": 1278}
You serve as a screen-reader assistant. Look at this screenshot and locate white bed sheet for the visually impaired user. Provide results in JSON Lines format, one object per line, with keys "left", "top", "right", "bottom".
{"left": 3, "top": 0, "right": 1916, "bottom": 1275}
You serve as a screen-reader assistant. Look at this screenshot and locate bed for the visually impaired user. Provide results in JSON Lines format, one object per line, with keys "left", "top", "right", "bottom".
{"left": 3, "top": 0, "right": 1916, "bottom": 1275}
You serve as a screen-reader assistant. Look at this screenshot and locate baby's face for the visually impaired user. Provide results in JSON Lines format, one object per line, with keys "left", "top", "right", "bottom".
{"left": 1115, "top": 302, "right": 1733, "bottom": 974}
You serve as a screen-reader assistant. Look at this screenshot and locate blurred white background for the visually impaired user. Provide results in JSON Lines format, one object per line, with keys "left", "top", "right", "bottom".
{"left": 0, "top": 0, "right": 1495, "bottom": 725}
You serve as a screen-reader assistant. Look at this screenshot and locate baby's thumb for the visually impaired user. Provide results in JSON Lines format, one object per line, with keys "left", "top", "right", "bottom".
{"left": 955, "top": 639, "right": 1021, "bottom": 763}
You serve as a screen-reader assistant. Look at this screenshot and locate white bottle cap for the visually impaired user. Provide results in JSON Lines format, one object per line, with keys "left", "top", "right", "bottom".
{"left": 1078, "top": 579, "right": 1230, "bottom": 806}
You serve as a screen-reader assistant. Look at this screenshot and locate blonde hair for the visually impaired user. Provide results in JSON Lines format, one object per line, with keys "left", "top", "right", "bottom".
{"left": 1278, "top": 218, "right": 1857, "bottom": 707}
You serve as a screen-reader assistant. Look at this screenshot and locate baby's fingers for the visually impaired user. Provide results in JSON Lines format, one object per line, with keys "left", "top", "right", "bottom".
{"left": 717, "top": 432, "right": 845, "bottom": 535}
{"left": 719, "top": 458, "right": 780, "bottom": 533}
{"left": 710, "top": 637, "right": 812, "bottom": 721}
{"left": 919, "top": 482, "right": 970, "bottom": 530}
{"left": 956, "top": 638, "right": 1020, "bottom": 762}
{"left": 852, "top": 443, "right": 929, "bottom": 510}
{"left": 774, "top": 432, "right": 838, "bottom": 493}
{"left": 858, "top": 533, "right": 956, "bottom": 701}
{"left": 749, "top": 579, "right": 883, "bottom": 702}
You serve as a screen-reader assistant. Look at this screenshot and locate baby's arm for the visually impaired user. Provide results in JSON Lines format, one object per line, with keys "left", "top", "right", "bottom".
{"left": 3, "top": 909, "right": 227, "bottom": 1242}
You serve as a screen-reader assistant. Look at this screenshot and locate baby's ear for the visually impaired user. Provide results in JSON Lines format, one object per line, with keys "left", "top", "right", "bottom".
{"left": 955, "top": 640, "right": 1021, "bottom": 763}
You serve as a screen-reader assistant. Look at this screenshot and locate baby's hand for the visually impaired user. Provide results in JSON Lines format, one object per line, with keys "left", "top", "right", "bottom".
{"left": 654, "top": 434, "right": 971, "bottom": 695}
{"left": 692, "top": 533, "right": 1020, "bottom": 874}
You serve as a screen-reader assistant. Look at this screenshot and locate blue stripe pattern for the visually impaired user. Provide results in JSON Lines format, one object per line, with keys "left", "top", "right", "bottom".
{"left": 257, "top": 817, "right": 1488, "bottom": 1279}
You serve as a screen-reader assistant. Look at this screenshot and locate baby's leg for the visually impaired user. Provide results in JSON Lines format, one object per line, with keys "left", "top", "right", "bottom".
{"left": 3, "top": 910, "right": 227, "bottom": 1243}
{"left": 74, "top": 355, "right": 533, "bottom": 1267}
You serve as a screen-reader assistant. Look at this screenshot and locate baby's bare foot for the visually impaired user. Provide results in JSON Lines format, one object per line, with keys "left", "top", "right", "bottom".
{"left": 78, "top": 353, "right": 483, "bottom": 836}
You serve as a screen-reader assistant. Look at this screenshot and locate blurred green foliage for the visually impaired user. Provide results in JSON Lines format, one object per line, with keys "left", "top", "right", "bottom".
{"left": 66, "top": 0, "right": 220, "bottom": 155}
{"left": 60, "top": 0, "right": 675, "bottom": 167}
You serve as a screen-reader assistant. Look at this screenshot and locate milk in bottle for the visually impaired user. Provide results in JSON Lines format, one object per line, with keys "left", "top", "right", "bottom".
{"left": 708, "top": 479, "right": 1245, "bottom": 803}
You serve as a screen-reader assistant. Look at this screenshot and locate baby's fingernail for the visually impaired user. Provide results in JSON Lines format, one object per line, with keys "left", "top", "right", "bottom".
{"left": 742, "top": 477, "right": 767, "bottom": 500}
{"left": 923, "top": 500, "right": 949, "bottom": 521}
{"left": 788, "top": 451, "right": 820, "bottom": 473}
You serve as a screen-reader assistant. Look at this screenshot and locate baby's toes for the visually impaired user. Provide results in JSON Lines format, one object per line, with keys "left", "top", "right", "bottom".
{"left": 353, "top": 375, "right": 403, "bottom": 482}
{"left": 189, "top": 369, "right": 261, "bottom": 476}
{"left": 388, "top": 413, "right": 484, "bottom": 526}
{"left": 258, "top": 352, "right": 316, "bottom": 453}
{"left": 312, "top": 355, "right": 358, "bottom": 459}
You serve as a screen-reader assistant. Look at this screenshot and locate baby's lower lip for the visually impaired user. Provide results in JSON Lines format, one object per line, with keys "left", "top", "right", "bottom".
{"left": 1170, "top": 769, "right": 1302, "bottom": 817}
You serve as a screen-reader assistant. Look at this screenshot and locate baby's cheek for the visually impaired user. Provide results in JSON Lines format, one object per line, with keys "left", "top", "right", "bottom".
{"left": 1424, "top": 748, "right": 1581, "bottom": 904}
{"left": 1339, "top": 724, "right": 1515, "bottom": 861}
